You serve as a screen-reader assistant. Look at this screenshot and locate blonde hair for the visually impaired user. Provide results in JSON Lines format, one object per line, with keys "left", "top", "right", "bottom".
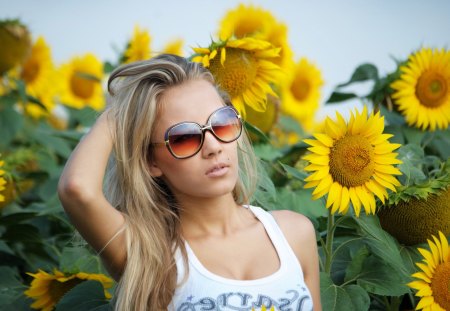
{"left": 105, "top": 54, "right": 258, "bottom": 310}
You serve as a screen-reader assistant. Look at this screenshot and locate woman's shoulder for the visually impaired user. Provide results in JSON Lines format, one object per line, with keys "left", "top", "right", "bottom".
{"left": 269, "top": 209, "right": 316, "bottom": 244}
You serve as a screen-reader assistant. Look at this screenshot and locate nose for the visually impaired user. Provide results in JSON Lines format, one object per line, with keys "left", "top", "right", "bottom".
{"left": 201, "top": 130, "right": 223, "bottom": 158}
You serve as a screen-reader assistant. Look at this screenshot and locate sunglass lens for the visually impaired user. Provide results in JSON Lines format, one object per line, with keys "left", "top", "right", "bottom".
{"left": 168, "top": 123, "right": 202, "bottom": 158}
{"left": 211, "top": 108, "right": 242, "bottom": 142}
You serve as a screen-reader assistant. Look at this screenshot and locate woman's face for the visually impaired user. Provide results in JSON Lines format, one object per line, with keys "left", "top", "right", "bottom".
{"left": 149, "top": 79, "right": 240, "bottom": 201}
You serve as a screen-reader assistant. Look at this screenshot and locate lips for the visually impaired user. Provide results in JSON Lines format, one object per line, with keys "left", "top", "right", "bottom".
{"left": 205, "top": 163, "right": 230, "bottom": 176}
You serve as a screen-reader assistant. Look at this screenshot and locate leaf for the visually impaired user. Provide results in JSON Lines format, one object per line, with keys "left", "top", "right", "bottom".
{"left": 337, "top": 63, "right": 379, "bottom": 88}
{"left": 276, "top": 187, "right": 327, "bottom": 219}
{"left": 60, "top": 247, "right": 105, "bottom": 274}
{"left": 0, "top": 106, "right": 24, "bottom": 147}
{"left": 320, "top": 273, "right": 370, "bottom": 311}
{"left": 326, "top": 92, "right": 358, "bottom": 104}
{"left": 244, "top": 121, "right": 271, "bottom": 143}
{"left": 55, "top": 280, "right": 110, "bottom": 311}
{"left": 397, "top": 144, "right": 426, "bottom": 185}
{"left": 354, "top": 215, "right": 409, "bottom": 280}
{"left": 344, "top": 246, "right": 370, "bottom": 283}
{"left": 253, "top": 144, "right": 283, "bottom": 161}
{"left": 356, "top": 255, "right": 410, "bottom": 296}
{"left": 279, "top": 163, "right": 307, "bottom": 181}
{"left": 379, "top": 105, "right": 406, "bottom": 127}
{"left": 402, "top": 126, "right": 426, "bottom": 146}
{"left": 0, "top": 266, "right": 27, "bottom": 306}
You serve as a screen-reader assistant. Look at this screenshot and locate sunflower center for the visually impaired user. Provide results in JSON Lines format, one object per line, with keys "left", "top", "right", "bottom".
{"left": 329, "top": 135, "right": 375, "bottom": 187}
{"left": 209, "top": 48, "right": 258, "bottom": 98}
{"left": 431, "top": 261, "right": 450, "bottom": 310}
{"left": 415, "top": 71, "right": 448, "bottom": 108}
{"left": 290, "top": 77, "right": 310, "bottom": 101}
{"left": 21, "top": 59, "right": 40, "bottom": 84}
{"left": 70, "top": 71, "right": 96, "bottom": 100}
{"left": 49, "top": 278, "right": 84, "bottom": 304}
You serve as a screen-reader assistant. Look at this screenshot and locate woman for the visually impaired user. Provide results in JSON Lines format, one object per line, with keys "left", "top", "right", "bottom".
{"left": 58, "top": 54, "right": 321, "bottom": 311}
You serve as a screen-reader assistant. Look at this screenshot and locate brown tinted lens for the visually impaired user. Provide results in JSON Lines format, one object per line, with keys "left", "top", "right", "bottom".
{"left": 211, "top": 108, "right": 241, "bottom": 142}
{"left": 168, "top": 123, "right": 202, "bottom": 158}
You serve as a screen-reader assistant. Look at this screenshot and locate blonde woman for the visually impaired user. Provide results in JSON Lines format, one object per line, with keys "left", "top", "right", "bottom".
{"left": 58, "top": 54, "right": 321, "bottom": 311}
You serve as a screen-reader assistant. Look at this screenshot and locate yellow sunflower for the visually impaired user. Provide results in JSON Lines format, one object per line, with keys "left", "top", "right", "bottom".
{"left": 408, "top": 231, "right": 450, "bottom": 311}
{"left": 281, "top": 58, "right": 324, "bottom": 132}
{"left": 218, "top": 3, "right": 293, "bottom": 68}
{"left": 25, "top": 268, "right": 113, "bottom": 311}
{"left": 303, "top": 106, "right": 402, "bottom": 216}
{"left": 124, "top": 25, "right": 151, "bottom": 63}
{"left": 390, "top": 47, "right": 450, "bottom": 131}
{"left": 0, "top": 158, "right": 6, "bottom": 202}
{"left": 251, "top": 306, "right": 275, "bottom": 311}
{"left": 192, "top": 37, "right": 282, "bottom": 115}
{"left": 162, "top": 38, "right": 184, "bottom": 56}
{"left": 18, "top": 36, "right": 56, "bottom": 118}
{"left": 58, "top": 53, "right": 104, "bottom": 111}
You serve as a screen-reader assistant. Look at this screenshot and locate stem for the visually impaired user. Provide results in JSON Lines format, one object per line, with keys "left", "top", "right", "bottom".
{"left": 324, "top": 209, "right": 335, "bottom": 274}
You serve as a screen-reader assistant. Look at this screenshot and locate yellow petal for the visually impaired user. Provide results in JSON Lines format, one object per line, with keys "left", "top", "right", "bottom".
{"left": 313, "top": 133, "right": 334, "bottom": 147}
{"left": 339, "top": 186, "right": 350, "bottom": 214}
{"left": 416, "top": 296, "right": 434, "bottom": 309}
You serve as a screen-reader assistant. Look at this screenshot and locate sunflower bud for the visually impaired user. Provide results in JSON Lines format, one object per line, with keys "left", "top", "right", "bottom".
{"left": 0, "top": 19, "right": 32, "bottom": 74}
{"left": 378, "top": 187, "right": 450, "bottom": 245}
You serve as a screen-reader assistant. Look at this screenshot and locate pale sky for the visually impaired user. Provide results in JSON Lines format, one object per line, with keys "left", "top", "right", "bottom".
{"left": 1, "top": 0, "right": 449, "bottom": 119}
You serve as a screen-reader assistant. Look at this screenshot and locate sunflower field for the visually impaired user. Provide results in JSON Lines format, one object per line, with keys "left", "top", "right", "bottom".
{"left": 1, "top": 4, "right": 450, "bottom": 311}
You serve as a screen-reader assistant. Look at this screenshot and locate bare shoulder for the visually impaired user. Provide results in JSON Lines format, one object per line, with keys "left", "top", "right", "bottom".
{"left": 269, "top": 210, "right": 317, "bottom": 256}
{"left": 270, "top": 210, "right": 315, "bottom": 238}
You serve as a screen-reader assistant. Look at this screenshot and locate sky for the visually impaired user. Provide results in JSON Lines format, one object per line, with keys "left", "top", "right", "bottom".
{"left": 1, "top": 0, "right": 449, "bottom": 119}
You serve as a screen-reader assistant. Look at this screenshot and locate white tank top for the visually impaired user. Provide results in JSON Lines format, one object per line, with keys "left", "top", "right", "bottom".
{"left": 169, "top": 205, "right": 314, "bottom": 311}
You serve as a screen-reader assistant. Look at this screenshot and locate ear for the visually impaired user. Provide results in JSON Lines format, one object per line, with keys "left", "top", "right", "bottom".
{"left": 148, "top": 161, "right": 163, "bottom": 177}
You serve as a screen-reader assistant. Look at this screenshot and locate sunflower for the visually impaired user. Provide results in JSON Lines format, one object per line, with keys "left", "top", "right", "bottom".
{"left": 123, "top": 25, "right": 151, "bottom": 63}
{"left": 162, "top": 38, "right": 184, "bottom": 56}
{"left": 408, "top": 231, "right": 450, "bottom": 310}
{"left": 218, "top": 4, "right": 293, "bottom": 68}
{"left": 281, "top": 58, "right": 324, "bottom": 133}
{"left": 25, "top": 268, "right": 113, "bottom": 311}
{"left": 0, "top": 158, "right": 6, "bottom": 202}
{"left": 303, "top": 106, "right": 402, "bottom": 216}
{"left": 18, "top": 36, "right": 56, "bottom": 118}
{"left": 192, "top": 37, "right": 282, "bottom": 115}
{"left": 390, "top": 47, "right": 450, "bottom": 131}
{"left": 58, "top": 53, "right": 104, "bottom": 111}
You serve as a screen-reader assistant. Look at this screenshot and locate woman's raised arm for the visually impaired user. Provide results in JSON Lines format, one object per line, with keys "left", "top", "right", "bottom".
{"left": 58, "top": 111, "right": 126, "bottom": 280}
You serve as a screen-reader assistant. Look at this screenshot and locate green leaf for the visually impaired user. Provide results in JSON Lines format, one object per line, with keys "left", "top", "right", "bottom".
{"left": 279, "top": 163, "right": 307, "bottom": 181}
{"left": 55, "top": 280, "right": 110, "bottom": 311}
{"left": 344, "top": 246, "right": 370, "bottom": 283}
{"left": 397, "top": 144, "right": 426, "bottom": 185}
{"left": 253, "top": 144, "right": 283, "bottom": 161}
{"left": 326, "top": 92, "right": 358, "bottom": 104}
{"left": 0, "top": 106, "right": 24, "bottom": 147}
{"left": 356, "top": 255, "right": 410, "bottom": 296}
{"left": 244, "top": 121, "right": 271, "bottom": 143}
{"left": 26, "top": 125, "right": 73, "bottom": 158}
{"left": 0, "top": 266, "right": 28, "bottom": 306}
{"left": 337, "top": 63, "right": 379, "bottom": 88}
{"left": 379, "top": 106, "right": 406, "bottom": 127}
{"left": 354, "top": 215, "right": 409, "bottom": 280}
{"left": 320, "top": 273, "right": 370, "bottom": 311}
{"left": 276, "top": 187, "right": 327, "bottom": 219}
{"left": 60, "top": 247, "right": 105, "bottom": 274}
{"left": 402, "top": 126, "right": 426, "bottom": 146}
{"left": 343, "top": 284, "right": 370, "bottom": 311}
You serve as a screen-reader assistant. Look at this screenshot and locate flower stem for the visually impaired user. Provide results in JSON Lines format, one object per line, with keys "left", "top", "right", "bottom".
{"left": 324, "top": 209, "right": 335, "bottom": 274}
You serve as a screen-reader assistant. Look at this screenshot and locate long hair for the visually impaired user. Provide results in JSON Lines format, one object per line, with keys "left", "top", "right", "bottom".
{"left": 104, "top": 54, "right": 258, "bottom": 310}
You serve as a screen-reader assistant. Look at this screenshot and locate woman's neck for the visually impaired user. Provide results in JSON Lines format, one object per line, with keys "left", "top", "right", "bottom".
{"left": 177, "top": 193, "right": 249, "bottom": 238}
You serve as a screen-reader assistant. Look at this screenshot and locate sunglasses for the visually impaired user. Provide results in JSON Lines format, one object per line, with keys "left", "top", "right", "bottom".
{"left": 152, "top": 106, "right": 242, "bottom": 159}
